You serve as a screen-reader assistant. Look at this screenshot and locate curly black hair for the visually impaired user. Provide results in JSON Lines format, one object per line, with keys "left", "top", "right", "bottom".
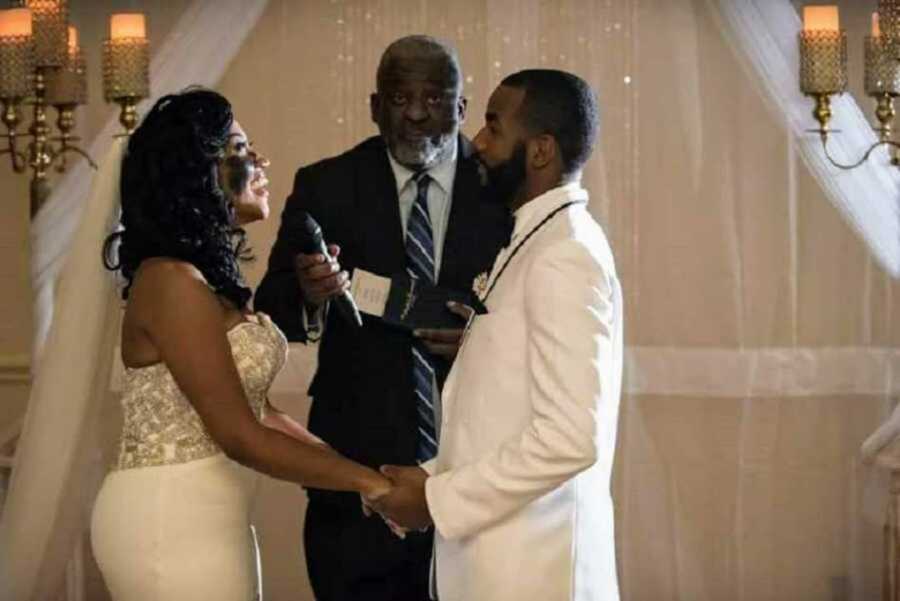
{"left": 103, "top": 88, "right": 252, "bottom": 308}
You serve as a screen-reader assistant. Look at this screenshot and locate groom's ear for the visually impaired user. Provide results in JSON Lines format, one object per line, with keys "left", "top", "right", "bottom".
{"left": 369, "top": 93, "right": 381, "bottom": 125}
{"left": 456, "top": 95, "right": 468, "bottom": 125}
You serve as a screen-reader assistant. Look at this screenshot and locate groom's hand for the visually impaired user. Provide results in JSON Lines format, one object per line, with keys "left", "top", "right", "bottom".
{"left": 370, "top": 465, "right": 432, "bottom": 530}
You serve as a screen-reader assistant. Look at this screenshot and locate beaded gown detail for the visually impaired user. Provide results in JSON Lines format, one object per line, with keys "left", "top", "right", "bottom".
{"left": 91, "top": 313, "right": 287, "bottom": 601}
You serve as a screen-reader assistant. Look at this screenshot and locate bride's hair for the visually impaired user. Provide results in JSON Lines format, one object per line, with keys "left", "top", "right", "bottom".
{"left": 103, "top": 88, "right": 252, "bottom": 308}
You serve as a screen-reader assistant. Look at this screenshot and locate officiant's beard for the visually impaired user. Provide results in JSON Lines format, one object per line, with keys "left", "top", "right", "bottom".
{"left": 388, "top": 131, "right": 456, "bottom": 169}
{"left": 484, "top": 141, "right": 527, "bottom": 206}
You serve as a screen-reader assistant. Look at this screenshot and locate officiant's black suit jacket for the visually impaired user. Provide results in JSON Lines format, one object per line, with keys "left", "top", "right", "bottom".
{"left": 255, "top": 134, "right": 510, "bottom": 600}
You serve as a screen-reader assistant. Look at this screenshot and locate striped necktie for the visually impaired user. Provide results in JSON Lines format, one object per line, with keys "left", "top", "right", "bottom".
{"left": 406, "top": 172, "right": 438, "bottom": 462}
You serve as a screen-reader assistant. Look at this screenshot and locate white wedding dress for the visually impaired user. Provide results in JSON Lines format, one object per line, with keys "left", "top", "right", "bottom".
{"left": 91, "top": 313, "right": 287, "bottom": 601}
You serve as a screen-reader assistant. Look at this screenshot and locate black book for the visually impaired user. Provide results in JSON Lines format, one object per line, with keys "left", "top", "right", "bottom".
{"left": 381, "top": 272, "right": 487, "bottom": 331}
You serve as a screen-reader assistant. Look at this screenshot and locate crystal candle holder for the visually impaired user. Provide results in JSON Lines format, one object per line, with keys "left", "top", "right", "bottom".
{"left": 866, "top": 35, "right": 900, "bottom": 96}
{"left": 880, "top": 0, "right": 900, "bottom": 60}
{"left": 799, "top": 29, "right": 848, "bottom": 95}
{"left": 45, "top": 46, "right": 85, "bottom": 105}
{"left": 0, "top": 34, "right": 33, "bottom": 100}
{"left": 102, "top": 37, "right": 149, "bottom": 101}
{"left": 14, "top": 0, "right": 67, "bottom": 69}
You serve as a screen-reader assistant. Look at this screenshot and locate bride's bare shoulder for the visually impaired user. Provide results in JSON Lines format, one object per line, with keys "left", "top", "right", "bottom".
{"left": 122, "top": 259, "right": 223, "bottom": 364}
{"left": 129, "top": 258, "right": 216, "bottom": 311}
{"left": 135, "top": 257, "right": 203, "bottom": 281}
{"left": 133, "top": 258, "right": 208, "bottom": 291}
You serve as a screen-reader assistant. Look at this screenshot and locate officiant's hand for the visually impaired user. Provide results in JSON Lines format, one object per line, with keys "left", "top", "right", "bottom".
{"left": 293, "top": 244, "right": 350, "bottom": 307}
{"left": 413, "top": 302, "right": 475, "bottom": 359}
{"left": 369, "top": 465, "right": 432, "bottom": 530}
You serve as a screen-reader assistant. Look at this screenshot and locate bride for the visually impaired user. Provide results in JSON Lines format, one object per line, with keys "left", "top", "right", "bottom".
{"left": 89, "top": 89, "right": 390, "bottom": 600}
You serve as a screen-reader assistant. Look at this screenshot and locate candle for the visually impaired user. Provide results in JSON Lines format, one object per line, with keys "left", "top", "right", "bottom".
{"left": 110, "top": 13, "right": 145, "bottom": 41}
{"left": 803, "top": 6, "right": 840, "bottom": 32}
{"left": 873, "top": 12, "right": 881, "bottom": 37}
{"left": 67, "top": 26, "right": 77, "bottom": 54}
{"left": 0, "top": 8, "right": 32, "bottom": 38}
{"left": 103, "top": 12, "right": 150, "bottom": 104}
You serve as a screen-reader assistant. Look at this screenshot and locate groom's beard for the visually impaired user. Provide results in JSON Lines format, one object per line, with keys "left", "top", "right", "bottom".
{"left": 483, "top": 142, "right": 527, "bottom": 207}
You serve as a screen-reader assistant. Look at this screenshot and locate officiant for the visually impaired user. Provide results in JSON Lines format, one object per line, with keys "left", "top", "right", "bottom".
{"left": 254, "top": 34, "right": 511, "bottom": 601}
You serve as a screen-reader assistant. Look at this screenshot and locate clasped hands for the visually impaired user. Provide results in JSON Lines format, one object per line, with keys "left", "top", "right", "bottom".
{"left": 361, "top": 465, "right": 432, "bottom": 538}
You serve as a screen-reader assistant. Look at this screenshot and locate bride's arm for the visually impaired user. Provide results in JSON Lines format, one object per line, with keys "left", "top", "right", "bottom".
{"left": 133, "top": 260, "right": 389, "bottom": 498}
{"left": 261, "top": 401, "right": 328, "bottom": 448}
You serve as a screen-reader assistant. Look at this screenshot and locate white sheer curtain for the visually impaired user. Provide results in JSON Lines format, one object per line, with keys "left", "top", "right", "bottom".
{"left": 216, "top": 0, "right": 900, "bottom": 598}
{"left": 0, "top": 139, "right": 125, "bottom": 601}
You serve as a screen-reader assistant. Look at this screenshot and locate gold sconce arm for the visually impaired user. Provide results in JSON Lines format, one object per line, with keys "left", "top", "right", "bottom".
{"left": 0, "top": 143, "right": 27, "bottom": 172}
{"left": 0, "top": 100, "right": 26, "bottom": 172}
{"left": 805, "top": 93, "right": 900, "bottom": 171}
{"left": 874, "top": 94, "right": 897, "bottom": 140}
{"left": 52, "top": 140, "right": 97, "bottom": 172}
{"left": 49, "top": 104, "right": 97, "bottom": 171}
{"left": 815, "top": 130, "right": 900, "bottom": 170}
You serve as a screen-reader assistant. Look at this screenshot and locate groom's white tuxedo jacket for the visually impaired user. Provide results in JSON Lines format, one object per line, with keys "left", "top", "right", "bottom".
{"left": 423, "top": 182, "right": 623, "bottom": 601}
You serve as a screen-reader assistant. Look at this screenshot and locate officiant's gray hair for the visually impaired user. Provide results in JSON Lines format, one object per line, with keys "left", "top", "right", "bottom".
{"left": 376, "top": 35, "right": 462, "bottom": 93}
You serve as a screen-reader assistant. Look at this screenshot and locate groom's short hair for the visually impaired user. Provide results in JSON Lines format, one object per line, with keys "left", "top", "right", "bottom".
{"left": 500, "top": 69, "right": 599, "bottom": 178}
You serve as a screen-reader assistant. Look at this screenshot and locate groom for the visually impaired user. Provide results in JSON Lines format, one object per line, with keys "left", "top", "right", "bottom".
{"left": 369, "top": 69, "right": 623, "bottom": 601}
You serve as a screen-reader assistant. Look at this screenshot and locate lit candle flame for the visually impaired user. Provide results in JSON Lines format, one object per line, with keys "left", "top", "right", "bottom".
{"left": 0, "top": 8, "right": 33, "bottom": 38}
{"left": 803, "top": 6, "right": 840, "bottom": 32}
{"left": 67, "top": 25, "right": 77, "bottom": 54}
{"left": 110, "top": 13, "right": 146, "bottom": 41}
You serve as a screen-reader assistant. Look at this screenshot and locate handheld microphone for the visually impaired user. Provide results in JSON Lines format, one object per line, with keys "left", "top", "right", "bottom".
{"left": 291, "top": 211, "right": 363, "bottom": 328}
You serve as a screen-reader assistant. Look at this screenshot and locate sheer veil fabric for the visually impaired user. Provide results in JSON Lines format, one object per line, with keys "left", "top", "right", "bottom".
{"left": 3, "top": 3, "right": 269, "bottom": 596}
{"left": 0, "top": 138, "right": 125, "bottom": 601}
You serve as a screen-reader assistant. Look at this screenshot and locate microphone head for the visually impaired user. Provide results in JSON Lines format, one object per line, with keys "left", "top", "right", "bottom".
{"left": 289, "top": 210, "right": 325, "bottom": 254}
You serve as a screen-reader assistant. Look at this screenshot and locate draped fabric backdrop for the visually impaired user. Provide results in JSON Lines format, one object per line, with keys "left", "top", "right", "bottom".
{"left": 222, "top": 1, "right": 900, "bottom": 599}
{"left": 4, "top": 0, "right": 898, "bottom": 600}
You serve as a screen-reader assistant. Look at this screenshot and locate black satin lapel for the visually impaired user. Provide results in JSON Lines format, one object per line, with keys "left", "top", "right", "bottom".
{"left": 356, "top": 139, "right": 405, "bottom": 275}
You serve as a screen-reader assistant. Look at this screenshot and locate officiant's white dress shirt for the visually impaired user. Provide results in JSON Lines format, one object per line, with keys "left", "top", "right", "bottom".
{"left": 422, "top": 182, "right": 623, "bottom": 601}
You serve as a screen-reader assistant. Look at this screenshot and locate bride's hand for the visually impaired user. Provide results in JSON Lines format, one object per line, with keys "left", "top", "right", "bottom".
{"left": 359, "top": 470, "right": 392, "bottom": 502}
{"left": 359, "top": 470, "right": 391, "bottom": 516}
{"left": 359, "top": 476, "right": 408, "bottom": 539}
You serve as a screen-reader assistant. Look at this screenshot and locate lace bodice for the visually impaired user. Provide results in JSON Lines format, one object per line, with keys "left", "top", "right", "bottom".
{"left": 114, "top": 313, "right": 288, "bottom": 470}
